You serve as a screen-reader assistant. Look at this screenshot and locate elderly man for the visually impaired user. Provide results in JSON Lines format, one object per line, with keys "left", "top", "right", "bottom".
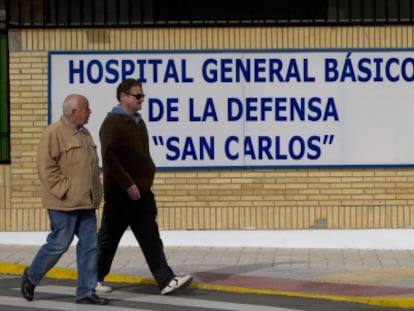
{"left": 21, "top": 94, "right": 108, "bottom": 305}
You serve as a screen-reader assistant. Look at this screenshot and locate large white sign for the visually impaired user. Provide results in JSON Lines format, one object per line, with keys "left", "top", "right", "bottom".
{"left": 49, "top": 49, "right": 414, "bottom": 169}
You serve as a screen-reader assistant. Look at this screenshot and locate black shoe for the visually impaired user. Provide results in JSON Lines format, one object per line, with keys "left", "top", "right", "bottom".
{"left": 76, "top": 293, "right": 109, "bottom": 305}
{"left": 21, "top": 268, "right": 35, "bottom": 301}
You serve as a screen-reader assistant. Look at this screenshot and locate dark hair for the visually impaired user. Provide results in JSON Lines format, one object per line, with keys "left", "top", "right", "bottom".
{"left": 116, "top": 78, "right": 142, "bottom": 101}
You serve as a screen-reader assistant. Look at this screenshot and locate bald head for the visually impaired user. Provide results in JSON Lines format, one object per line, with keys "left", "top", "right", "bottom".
{"left": 62, "top": 94, "right": 91, "bottom": 127}
{"left": 62, "top": 94, "right": 87, "bottom": 115}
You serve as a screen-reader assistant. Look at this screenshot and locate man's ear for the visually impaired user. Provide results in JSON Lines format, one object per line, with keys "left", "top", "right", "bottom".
{"left": 69, "top": 108, "right": 77, "bottom": 117}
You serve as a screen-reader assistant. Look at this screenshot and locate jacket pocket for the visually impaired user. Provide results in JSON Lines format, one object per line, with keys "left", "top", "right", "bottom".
{"left": 64, "top": 180, "right": 92, "bottom": 206}
{"left": 62, "top": 143, "right": 82, "bottom": 165}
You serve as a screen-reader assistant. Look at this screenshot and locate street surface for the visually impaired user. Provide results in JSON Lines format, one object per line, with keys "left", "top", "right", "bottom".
{"left": 0, "top": 274, "right": 406, "bottom": 311}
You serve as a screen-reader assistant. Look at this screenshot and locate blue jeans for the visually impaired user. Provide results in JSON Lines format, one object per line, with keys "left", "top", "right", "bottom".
{"left": 26, "top": 209, "right": 98, "bottom": 299}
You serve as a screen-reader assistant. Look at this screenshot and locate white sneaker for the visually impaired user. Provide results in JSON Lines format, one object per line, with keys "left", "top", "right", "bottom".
{"left": 161, "top": 275, "right": 193, "bottom": 295}
{"left": 95, "top": 282, "right": 112, "bottom": 293}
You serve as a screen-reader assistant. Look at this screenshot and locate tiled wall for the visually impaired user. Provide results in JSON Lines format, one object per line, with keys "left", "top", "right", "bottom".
{"left": 2, "top": 26, "right": 414, "bottom": 230}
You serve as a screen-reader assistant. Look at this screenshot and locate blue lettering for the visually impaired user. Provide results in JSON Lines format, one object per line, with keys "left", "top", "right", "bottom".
{"left": 136, "top": 59, "right": 147, "bottom": 82}
{"left": 303, "top": 59, "right": 316, "bottom": 82}
{"left": 275, "top": 136, "right": 287, "bottom": 160}
{"left": 181, "top": 59, "right": 193, "bottom": 82}
{"left": 189, "top": 98, "right": 218, "bottom": 122}
{"left": 69, "top": 60, "right": 84, "bottom": 84}
{"left": 235, "top": 58, "right": 251, "bottom": 82}
{"left": 373, "top": 58, "right": 384, "bottom": 82}
{"left": 148, "top": 98, "right": 164, "bottom": 122}
{"left": 275, "top": 98, "right": 287, "bottom": 121}
{"left": 224, "top": 136, "right": 239, "bottom": 160}
{"left": 340, "top": 55, "right": 357, "bottom": 82}
{"left": 357, "top": 58, "right": 372, "bottom": 82}
{"left": 87, "top": 59, "right": 103, "bottom": 84}
{"left": 148, "top": 98, "right": 179, "bottom": 122}
{"left": 307, "top": 98, "right": 321, "bottom": 121}
{"left": 257, "top": 136, "right": 273, "bottom": 160}
{"left": 227, "top": 98, "right": 243, "bottom": 121}
{"left": 166, "top": 136, "right": 214, "bottom": 160}
{"left": 268, "top": 59, "right": 284, "bottom": 82}
{"left": 163, "top": 59, "right": 180, "bottom": 82}
{"left": 245, "top": 98, "right": 258, "bottom": 121}
{"left": 290, "top": 98, "right": 306, "bottom": 121}
{"left": 289, "top": 136, "right": 306, "bottom": 160}
{"left": 385, "top": 58, "right": 399, "bottom": 82}
{"left": 324, "top": 97, "right": 339, "bottom": 121}
{"left": 253, "top": 58, "right": 267, "bottom": 82}
{"left": 221, "top": 58, "right": 233, "bottom": 83}
{"left": 202, "top": 58, "right": 218, "bottom": 82}
{"left": 244, "top": 136, "right": 256, "bottom": 159}
{"left": 121, "top": 59, "right": 135, "bottom": 81}
{"left": 401, "top": 58, "right": 414, "bottom": 81}
{"left": 105, "top": 59, "right": 119, "bottom": 83}
{"left": 285, "top": 59, "right": 301, "bottom": 82}
{"left": 148, "top": 59, "right": 162, "bottom": 83}
{"left": 325, "top": 58, "right": 338, "bottom": 82}
{"left": 307, "top": 136, "right": 321, "bottom": 160}
{"left": 260, "top": 98, "right": 273, "bottom": 121}
{"left": 166, "top": 137, "right": 180, "bottom": 160}
{"left": 181, "top": 137, "right": 199, "bottom": 160}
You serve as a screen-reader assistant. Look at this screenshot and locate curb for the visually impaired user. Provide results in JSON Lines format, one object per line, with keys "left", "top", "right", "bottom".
{"left": 1, "top": 262, "right": 414, "bottom": 309}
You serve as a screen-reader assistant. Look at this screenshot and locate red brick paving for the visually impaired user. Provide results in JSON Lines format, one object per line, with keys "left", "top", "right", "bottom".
{"left": 195, "top": 272, "right": 414, "bottom": 297}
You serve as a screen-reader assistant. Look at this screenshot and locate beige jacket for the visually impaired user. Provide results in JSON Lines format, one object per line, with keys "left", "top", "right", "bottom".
{"left": 37, "top": 116, "right": 103, "bottom": 210}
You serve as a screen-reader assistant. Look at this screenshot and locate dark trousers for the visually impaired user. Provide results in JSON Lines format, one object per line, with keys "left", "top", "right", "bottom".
{"left": 97, "top": 190, "right": 174, "bottom": 289}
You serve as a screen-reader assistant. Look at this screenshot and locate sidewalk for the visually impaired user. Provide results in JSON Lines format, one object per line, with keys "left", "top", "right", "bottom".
{"left": 1, "top": 245, "right": 414, "bottom": 309}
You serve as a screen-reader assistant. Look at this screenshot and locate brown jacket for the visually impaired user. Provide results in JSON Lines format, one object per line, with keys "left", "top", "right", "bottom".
{"left": 37, "top": 116, "right": 103, "bottom": 210}
{"left": 99, "top": 110, "right": 155, "bottom": 192}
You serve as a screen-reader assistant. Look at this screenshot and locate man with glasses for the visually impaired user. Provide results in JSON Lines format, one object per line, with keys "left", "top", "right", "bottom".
{"left": 96, "top": 78, "right": 192, "bottom": 295}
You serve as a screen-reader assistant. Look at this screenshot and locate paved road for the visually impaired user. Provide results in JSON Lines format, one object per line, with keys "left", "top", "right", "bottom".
{"left": 0, "top": 275, "right": 406, "bottom": 311}
{"left": 1, "top": 245, "right": 414, "bottom": 310}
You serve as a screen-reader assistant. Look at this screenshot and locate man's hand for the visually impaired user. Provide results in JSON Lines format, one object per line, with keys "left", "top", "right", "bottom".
{"left": 126, "top": 184, "right": 140, "bottom": 200}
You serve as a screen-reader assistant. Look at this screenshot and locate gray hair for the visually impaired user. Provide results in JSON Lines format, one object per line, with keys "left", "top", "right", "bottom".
{"left": 62, "top": 94, "right": 83, "bottom": 116}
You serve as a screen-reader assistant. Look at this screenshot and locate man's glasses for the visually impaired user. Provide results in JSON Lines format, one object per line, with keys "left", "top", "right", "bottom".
{"left": 127, "top": 92, "right": 145, "bottom": 100}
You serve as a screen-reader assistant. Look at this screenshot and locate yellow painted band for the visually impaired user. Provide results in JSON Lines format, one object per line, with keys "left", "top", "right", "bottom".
{"left": 1, "top": 262, "right": 414, "bottom": 309}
